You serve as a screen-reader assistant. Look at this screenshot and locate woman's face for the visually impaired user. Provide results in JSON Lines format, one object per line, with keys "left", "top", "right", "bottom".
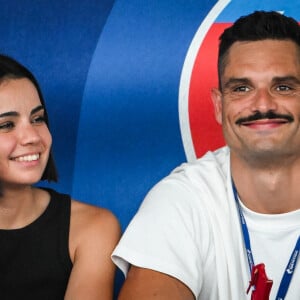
{"left": 0, "top": 78, "right": 52, "bottom": 190}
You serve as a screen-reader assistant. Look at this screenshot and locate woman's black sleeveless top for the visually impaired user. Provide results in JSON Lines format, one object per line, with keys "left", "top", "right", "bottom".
{"left": 0, "top": 188, "right": 73, "bottom": 299}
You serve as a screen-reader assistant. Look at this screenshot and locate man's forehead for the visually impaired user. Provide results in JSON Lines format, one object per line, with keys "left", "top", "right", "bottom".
{"left": 223, "top": 40, "right": 300, "bottom": 74}
{"left": 226, "top": 39, "right": 300, "bottom": 58}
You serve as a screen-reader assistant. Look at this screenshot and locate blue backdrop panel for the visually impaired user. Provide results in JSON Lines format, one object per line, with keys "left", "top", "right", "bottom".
{"left": 216, "top": 0, "right": 300, "bottom": 21}
{"left": 72, "top": 0, "right": 216, "bottom": 229}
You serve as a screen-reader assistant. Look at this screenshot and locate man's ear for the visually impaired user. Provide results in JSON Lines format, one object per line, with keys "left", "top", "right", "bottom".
{"left": 211, "top": 88, "right": 222, "bottom": 125}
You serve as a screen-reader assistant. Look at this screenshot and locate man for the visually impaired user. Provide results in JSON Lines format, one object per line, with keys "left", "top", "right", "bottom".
{"left": 112, "top": 11, "right": 300, "bottom": 299}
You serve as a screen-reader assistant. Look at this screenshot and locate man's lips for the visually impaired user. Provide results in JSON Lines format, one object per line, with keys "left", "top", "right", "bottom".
{"left": 240, "top": 119, "right": 289, "bottom": 126}
{"left": 239, "top": 119, "right": 290, "bottom": 130}
{"left": 235, "top": 111, "right": 294, "bottom": 126}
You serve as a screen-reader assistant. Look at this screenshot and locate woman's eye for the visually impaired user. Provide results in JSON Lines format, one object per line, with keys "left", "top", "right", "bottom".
{"left": 32, "top": 115, "right": 46, "bottom": 124}
{"left": 0, "top": 122, "right": 14, "bottom": 130}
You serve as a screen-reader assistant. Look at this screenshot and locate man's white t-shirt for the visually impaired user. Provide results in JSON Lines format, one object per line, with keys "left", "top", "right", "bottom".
{"left": 112, "top": 146, "right": 300, "bottom": 299}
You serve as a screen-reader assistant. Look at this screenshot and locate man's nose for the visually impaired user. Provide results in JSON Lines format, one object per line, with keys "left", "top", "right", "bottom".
{"left": 250, "top": 88, "right": 278, "bottom": 112}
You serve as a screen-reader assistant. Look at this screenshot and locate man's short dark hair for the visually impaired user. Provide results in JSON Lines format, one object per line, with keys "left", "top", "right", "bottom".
{"left": 218, "top": 11, "right": 300, "bottom": 89}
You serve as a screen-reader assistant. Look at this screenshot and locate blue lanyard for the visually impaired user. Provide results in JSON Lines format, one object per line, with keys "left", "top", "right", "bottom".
{"left": 232, "top": 182, "right": 300, "bottom": 300}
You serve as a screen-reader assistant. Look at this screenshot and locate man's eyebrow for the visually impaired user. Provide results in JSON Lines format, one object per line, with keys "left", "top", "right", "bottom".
{"left": 222, "top": 76, "right": 300, "bottom": 90}
{"left": 272, "top": 76, "right": 300, "bottom": 84}
{"left": 222, "top": 77, "right": 252, "bottom": 90}
{"left": 31, "top": 105, "right": 44, "bottom": 115}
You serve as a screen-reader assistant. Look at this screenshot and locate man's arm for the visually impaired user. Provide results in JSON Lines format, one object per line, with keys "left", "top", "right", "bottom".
{"left": 118, "top": 266, "right": 195, "bottom": 300}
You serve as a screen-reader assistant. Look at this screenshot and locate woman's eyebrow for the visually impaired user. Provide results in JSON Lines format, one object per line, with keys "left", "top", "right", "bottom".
{"left": 0, "top": 105, "right": 44, "bottom": 119}
{"left": 31, "top": 105, "right": 44, "bottom": 115}
{"left": 0, "top": 111, "right": 18, "bottom": 118}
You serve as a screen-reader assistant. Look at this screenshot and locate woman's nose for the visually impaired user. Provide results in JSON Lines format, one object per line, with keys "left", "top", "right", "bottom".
{"left": 18, "top": 123, "right": 41, "bottom": 145}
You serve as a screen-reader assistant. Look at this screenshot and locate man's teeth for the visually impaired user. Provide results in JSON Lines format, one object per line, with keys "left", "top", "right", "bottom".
{"left": 14, "top": 154, "right": 40, "bottom": 162}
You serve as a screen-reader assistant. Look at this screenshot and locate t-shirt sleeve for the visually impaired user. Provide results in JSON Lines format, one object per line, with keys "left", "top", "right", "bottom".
{"left": 112, "top": 175, "right": 209, "bottom": 297}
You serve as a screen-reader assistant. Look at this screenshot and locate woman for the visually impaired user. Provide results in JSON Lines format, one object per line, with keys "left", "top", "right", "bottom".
{"left": 0, "top": 54, "right": 120, "bottom": 299}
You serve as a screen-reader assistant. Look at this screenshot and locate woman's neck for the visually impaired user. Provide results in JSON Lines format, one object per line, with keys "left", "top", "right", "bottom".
{"left": 0, "top": 187, "right": 49, "bottom": 229}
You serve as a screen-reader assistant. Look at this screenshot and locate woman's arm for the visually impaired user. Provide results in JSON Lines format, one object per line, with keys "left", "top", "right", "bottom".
{"left": 65, "top": 201, "right": 121, "bottom": 300}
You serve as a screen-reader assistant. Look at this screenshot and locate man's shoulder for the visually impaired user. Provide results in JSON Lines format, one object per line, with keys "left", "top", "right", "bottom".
{"left": 169, "top": 146, "right": 229, "bottom": 182}
{"left": 144, "top": 146, "right": 230, "bottom": 205}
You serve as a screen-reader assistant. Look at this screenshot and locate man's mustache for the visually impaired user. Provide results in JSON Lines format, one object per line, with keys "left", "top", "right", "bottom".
{"left": 235, "top": 111, "right": 294, "bottom": 125}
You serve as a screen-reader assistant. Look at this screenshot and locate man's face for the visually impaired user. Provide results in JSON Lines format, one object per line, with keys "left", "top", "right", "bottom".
{"left": 211, "top": 39, "right": 300, "bottom": 163}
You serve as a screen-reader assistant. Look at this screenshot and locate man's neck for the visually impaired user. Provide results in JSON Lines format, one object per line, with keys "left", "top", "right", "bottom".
{"left": 231, "top": 154, "right": 300, "bottom": 214}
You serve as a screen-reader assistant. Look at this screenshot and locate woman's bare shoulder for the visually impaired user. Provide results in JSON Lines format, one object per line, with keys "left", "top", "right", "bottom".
{"left": 71, "top": 199, "right": 119, "bottom": 225}
{"left": 69, "top": 199, "right": 121, "bottom": 261}
{"left": 66, "top": 199, "right": 121, "bottom": 299}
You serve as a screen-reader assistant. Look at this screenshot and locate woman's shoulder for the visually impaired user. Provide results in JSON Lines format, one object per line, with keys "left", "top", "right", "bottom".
{"left": 65, "top": 199, "right": 121, "bottom": 298}
{"left": 69, "top": 199, "right": 121, "bottom": 259}
{"left": 71, "top": 199, "right": 120, "bottom": 236}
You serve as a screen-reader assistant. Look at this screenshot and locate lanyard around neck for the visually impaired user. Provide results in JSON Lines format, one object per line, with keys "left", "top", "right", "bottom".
{"left": 232, "top": 182, "right": 300, "bottom": 300}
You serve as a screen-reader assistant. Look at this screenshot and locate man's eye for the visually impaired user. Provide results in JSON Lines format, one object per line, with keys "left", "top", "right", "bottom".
{"left": 233, "top": 86, "right": 250, "bottom": 92}
{"left": 274, "top": 85, "right": 297, "bottom": 96}
{"left": 0, "top": 122, "right": 14, "bottom": 130}
{"left": 276, "top": 85, "right": 292, "bottom": 91}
